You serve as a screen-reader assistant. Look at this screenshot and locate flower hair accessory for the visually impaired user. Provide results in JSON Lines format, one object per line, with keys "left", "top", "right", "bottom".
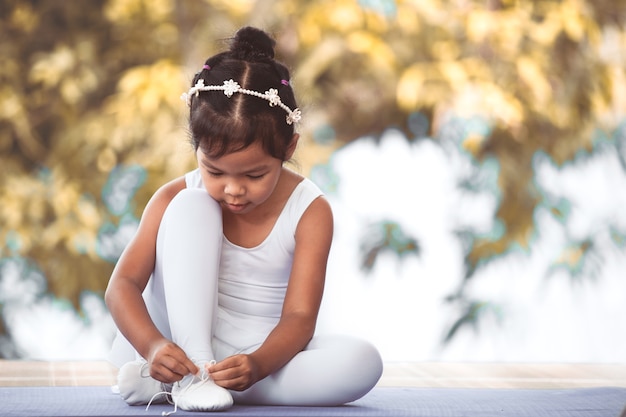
{"left": 181, "top": 79, "right": 302, "bottom": 125}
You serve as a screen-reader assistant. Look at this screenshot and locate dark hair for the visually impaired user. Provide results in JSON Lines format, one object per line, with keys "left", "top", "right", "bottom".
{"left": 187, "top": 27, "right": 297, "bottom": 161}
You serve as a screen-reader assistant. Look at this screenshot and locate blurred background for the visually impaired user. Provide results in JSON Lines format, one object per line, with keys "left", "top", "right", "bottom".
{"left": 1, "top": 0, "right": 625, "bottom": 363}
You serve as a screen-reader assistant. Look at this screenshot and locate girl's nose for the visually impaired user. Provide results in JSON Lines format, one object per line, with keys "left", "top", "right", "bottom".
{"left": 225, "top": 181, "right": 245, "bottom": 196}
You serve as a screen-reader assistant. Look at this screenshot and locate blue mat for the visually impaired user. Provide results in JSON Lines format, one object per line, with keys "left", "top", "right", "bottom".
{"left": 2, "top": 386, "right": 625, "bottom": 416}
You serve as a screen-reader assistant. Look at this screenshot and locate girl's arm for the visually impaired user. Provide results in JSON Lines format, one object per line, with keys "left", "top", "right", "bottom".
{"left": 209, "top": 195, "right": 334, "bottom": 391}
{"left": 104, "top": 177, "right": 198, "bottom": 382}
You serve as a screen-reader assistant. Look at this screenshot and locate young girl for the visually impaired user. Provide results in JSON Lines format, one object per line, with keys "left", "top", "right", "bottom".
{"left": 105, "top": 26, "right": 383, "bottom": 412}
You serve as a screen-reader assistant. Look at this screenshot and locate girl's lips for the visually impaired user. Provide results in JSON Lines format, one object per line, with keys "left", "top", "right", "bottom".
{"left": 224, "top": 202, "right": 248, "bottom": 212}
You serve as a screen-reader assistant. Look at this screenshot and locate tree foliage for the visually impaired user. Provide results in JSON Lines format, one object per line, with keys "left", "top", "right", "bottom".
{"left": 1, "top": 0, "right": 625, "bottom": 354}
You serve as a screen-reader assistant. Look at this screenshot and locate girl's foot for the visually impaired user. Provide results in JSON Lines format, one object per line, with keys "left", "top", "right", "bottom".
{"left": 171, "top": 364, "right": 233, "bottom": 412}
{"left": 117, "top": 359, "right": 170, "bottom": 405}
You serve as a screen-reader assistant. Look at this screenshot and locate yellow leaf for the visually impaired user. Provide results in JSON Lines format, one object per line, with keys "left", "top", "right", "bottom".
{"left": 0, "top": 198, "right": 23, "bottom": 229}
{"left": 395, "top": 4, "right": 421, "bottom": 34}
{"left": 206, "top": 0, "right": 254, "bottom": 17}
{"left": 495, "top": 12, "right": 526, "bottom": 56}
{"left": 76, "top": 198, "right": 101, "bottom": 230}
{"left": 462, "top": 133, "right": 486, "bottom": 156}
{"left": 146, "top": 0, "right": 174, "bottom": 20}
{"left": 529, "top": 13, "right": 562, "bottom": 46}
{"left": 60, "top": 79, "right": 82, "bottom": 104}
{"left": 347, "top": 31, "right": 396, "bottom": 73}
{"left": 462, "top": 57, "right": 492, "bottom": 81}
{"left": 407, "top": 0, "right": 449, "bottom": 26}
{"left": 364, "top": 9, "right": 389, "bottom": 33}
{"left": 453, "top": 82, "right": 523, "bottom": 127}
{"left": 328, "top": 1, "right": 364, "bottom": 32}
{"left": 556, "top": 243, "right": 587, "bottom": 267}
{"left": 105, "top": 0, "right": 173, "bottom": 22}
{"left": 97, "top": 148, "right": 118, "bottom": 173}
{"left": 112, "top": 60, "right": 185, "bottom": 120}
{"left": 10, "top": 3, "right": 39, "bottom": 33}
{"left": 50, "top": 176, "right": 80, "bottom": 217}
{"left": 438, "top": 61, "right": 467, "bottom": 88}
{"left": 396, "top": 65, "right": 424, "bottom": 111}
{"left": 516, "top": 56, "right": 552, "bottom": 107}
{"left": 298, "top": 23, "right": 322, "bottom": 47}
{"left": 466, "top": 10, "right": 494, "bottom": 43}
{"left": 26, "top": 197, "right": 46, "bottom": 224}
{"left": 104, "top": 0, "right": 140, "bottom": 21}
{"left": 0, "top": 87, "right": 21, "bottom": 118}
{"left": 431, "top": 40, "right": 460, "bottom": 61}
{"left": 559, "top": 0, "right": 586, "bottom": 41}
{"left": 29, "top": 45, "right": 75, "bottom": 88}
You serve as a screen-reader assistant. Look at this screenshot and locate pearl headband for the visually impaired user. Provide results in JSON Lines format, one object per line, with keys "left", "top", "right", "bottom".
{"left": 181, "top": 79, "right": 302, "bottom": 125}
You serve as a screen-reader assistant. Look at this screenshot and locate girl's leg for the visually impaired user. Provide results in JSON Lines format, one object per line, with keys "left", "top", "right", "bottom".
{"left": 232, "top": 335, "right": 383, "bottom": 406}
{"left": 118, "top": 188, "right": 232, "bottom": 410}
{"left": 158, "top": 188, "right": 222, "bottom": 361}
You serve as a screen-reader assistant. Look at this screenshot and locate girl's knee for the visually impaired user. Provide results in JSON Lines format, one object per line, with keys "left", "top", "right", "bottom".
{"left": 323, "top": 335, "right": 382, "bottom": 404}
{"left": 159, "top": 188, "right": 222, "bottom": 250}
{"left": 169, "top": 188, "right": 219, "bottom": 213}
{"left": 346, "top": 336, "right": 383, "bottom": 380}
{"left": 164, "top": 188, "right": 221, "bottom": 226}
{"left": 313, "top": 334, "right": 383, "bottom": 383}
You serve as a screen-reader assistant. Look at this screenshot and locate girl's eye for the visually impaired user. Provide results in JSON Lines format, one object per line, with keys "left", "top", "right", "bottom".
{"left": 207, "top": 171, "right": 223, "bottom": 177}
{"left": 247, "top": 174, "right": 265, "bottom": 180}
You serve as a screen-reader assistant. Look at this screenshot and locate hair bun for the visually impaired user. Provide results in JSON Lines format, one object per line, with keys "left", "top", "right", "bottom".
{"left": 229, "top": 26, "right": 276, "bottom": 62}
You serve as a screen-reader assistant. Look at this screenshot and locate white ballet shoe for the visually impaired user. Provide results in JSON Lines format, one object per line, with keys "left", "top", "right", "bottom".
{"left": 117, "top": 359, "right": 170, "bottom": 406}
{"left": 171, "top": 367, "right": 233, "bottom": 412}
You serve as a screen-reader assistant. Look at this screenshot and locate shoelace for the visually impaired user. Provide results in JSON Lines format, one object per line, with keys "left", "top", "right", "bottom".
{"left": 146, "top": 360, "right": 216, "bottom": 417}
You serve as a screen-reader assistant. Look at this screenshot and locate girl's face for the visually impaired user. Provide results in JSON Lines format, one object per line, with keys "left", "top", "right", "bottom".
{"left": 196, "top": 139, "right": 294, "bottom": 215}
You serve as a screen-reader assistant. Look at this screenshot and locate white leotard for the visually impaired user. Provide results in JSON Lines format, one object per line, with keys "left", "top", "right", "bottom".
{"left": 185, "top": 168, "right": 324, "bottom": 357}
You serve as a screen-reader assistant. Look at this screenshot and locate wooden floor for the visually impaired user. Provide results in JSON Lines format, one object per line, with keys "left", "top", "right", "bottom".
{"left": 380, "top": 362, "right": 626, "bottom": 389}
{"left": 1, "top": 360, "right": 625, "bottom": 389}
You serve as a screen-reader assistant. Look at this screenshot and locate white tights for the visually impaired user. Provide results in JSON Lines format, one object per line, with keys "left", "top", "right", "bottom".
{"left": 142, "top": 188, "right": 383, "bottom": 406}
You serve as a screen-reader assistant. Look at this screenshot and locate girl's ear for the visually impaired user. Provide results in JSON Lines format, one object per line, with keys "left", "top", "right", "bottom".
{"left": 284, "top": 133, "right": 300, "bottom": 161}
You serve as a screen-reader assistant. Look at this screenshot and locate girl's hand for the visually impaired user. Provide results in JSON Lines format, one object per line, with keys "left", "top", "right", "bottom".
{"left": 208, "top": 354, "right": 261, "bottom": 391}
{"left": 148, "top": 340, "right": 198, "bottom": 383}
